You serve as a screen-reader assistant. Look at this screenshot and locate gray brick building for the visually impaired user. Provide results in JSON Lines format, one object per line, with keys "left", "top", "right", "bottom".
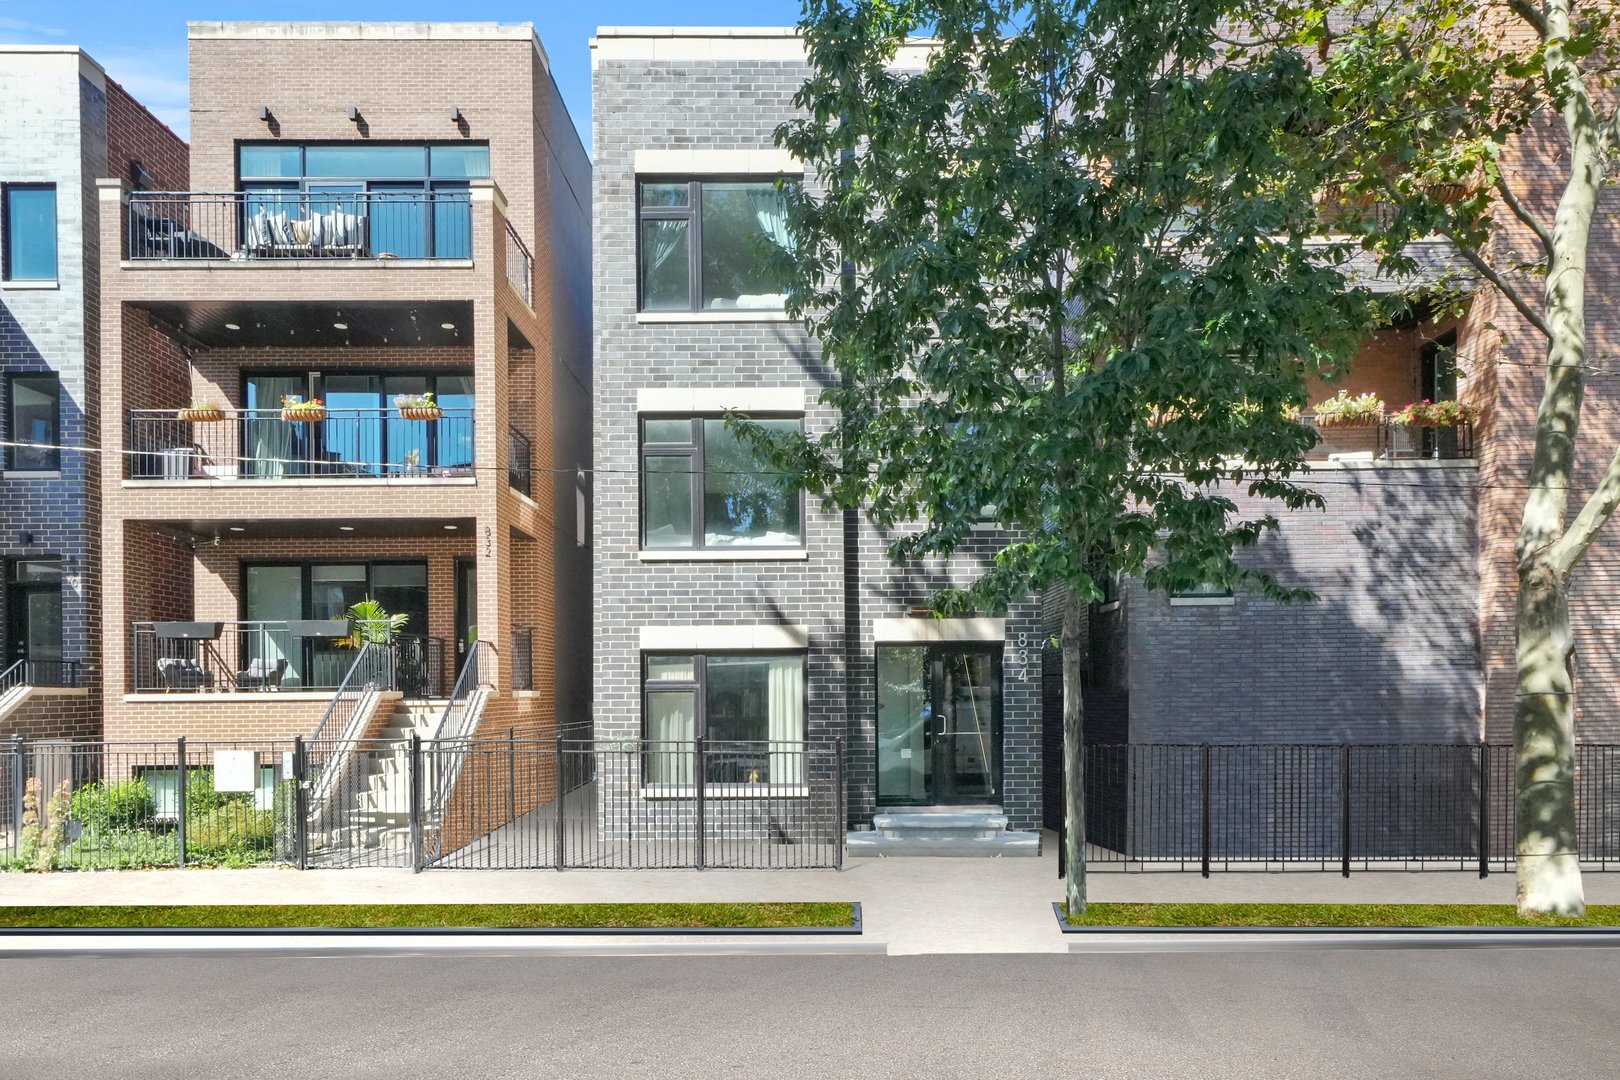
{"left": 0, "top": 47, "right": 185, "bottom": 739}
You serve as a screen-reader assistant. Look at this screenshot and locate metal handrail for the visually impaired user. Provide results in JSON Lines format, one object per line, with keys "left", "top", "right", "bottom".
{"left": 431, "top": 640, "right": 493, "bottom": 743}
{"left": 421, "top": 641, "right": 495, "bottom": 861}
{"left": 308, "top": 642, "right": 397, "bottom": 745}
{"left": 0, "top": 658, "right": 80, "bottom": 693}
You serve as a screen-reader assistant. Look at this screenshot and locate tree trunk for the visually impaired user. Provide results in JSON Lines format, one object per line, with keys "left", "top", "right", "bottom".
{"left": 1062, "top": 586, "right": 1087, "bottom": 916}
{"left": 1514, "top": 556, "right": 1585, "bottom": 915}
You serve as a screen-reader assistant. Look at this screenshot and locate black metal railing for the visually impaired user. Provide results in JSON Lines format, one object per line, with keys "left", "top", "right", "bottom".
{"left": 131, "top": 620, "right": 396, "bottom": 693}
{"left": 507, "top": 428, "right": 533, "bottom": 496}
{"left": 510, "top": 628, "right": 534, "bottom": 692}
{"left": 1304, "top": 416, "right": 1475, "bottom": 461}
{"left": 126, "top": 407, "right": 476, "bottom": 481}
{"left": 1067, "top": 742, "right": 1620, "bottom": 876}
{"left": 1, "top": 737, "right": 297, "bottom": 871}
{"left": 505, "top": 220, "right": 533, "bottom": 305}
{"left": 0, "top": 658, "right": 83, "bottom": 693}
{"left": 421, "top": 734, "right": 845, "bottom": 870}
{"left": 126, "top": 190, "right": 474, "bottom": 262}
{"left": 394, "top": 634, "right": 447, "bottom": 700}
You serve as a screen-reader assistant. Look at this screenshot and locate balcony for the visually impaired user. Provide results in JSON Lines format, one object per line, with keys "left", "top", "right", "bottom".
{"left": 125, "top": 190, "right": 473, "bottom": 263}
{"left": 125, "top": 407, "right": 476, "bottom": 482}
{"left": 1304, "top": 417, "right": 1475, "bottom": 463}
{"left": 131, "top": 621, "right": 447, "bottom": 698}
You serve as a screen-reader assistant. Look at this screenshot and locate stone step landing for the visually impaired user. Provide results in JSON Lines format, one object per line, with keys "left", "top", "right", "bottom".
{"left": 848, "top": 806, "right": 1041, "bottom": 857}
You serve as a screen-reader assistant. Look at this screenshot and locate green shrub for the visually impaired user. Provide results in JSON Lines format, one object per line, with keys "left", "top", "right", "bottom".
{"left": 186, "top": 804, "right": 278, "bottom": 866}
{"left": 69, "top": 778, "right": 156, "bottom": 833}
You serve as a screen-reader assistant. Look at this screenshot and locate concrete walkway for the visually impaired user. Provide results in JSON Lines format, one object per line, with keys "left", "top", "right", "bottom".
{"left": 5, "top": 833, "right": 1620, "bottom": 954}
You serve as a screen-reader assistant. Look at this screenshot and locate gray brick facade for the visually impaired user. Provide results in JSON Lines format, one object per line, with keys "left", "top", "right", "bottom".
{"left": 592, "top": 33, "right": 1046, "bottom": 834}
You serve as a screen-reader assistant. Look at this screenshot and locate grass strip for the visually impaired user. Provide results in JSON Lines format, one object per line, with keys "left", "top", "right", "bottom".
{"left": 0, "top": 902, "right": 855, "bottom": 931}
{"left": 1064, "top": 903, "right": 1620, "bottom": 928}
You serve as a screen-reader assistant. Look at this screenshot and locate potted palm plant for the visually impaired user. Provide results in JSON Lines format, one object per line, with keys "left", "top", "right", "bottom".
{"left": 394, "top": 390, "right": 442, "bottom": 422}
{"left": 179, "top": 401, "right": 227, "bottom": 424}
{"left": 280, "top": 395, "right": 327, "bottom": 424}
{"left": 334, "top": 598, "right": 410, "bottom": 649}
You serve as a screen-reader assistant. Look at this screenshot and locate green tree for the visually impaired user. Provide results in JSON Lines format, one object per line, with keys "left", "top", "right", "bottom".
{"left": 1311, "top": 0, "right": 1620, "bottom": 916}
{"left": 764, "top": 0, "right": 1375, "bottom": 914}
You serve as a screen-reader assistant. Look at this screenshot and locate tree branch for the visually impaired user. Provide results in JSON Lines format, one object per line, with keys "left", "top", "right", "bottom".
{"left": 1496, "top": 175, "right": 1555, "bottom": 256}
{"left": 1445, "top": 233, "right": 1556, "bottom": 340}
{"left": 1548, "top": 438, "right": 1620, "bottom": 572}
{"left": 1507, "top": 0, "right": 1551, "bottom": 38}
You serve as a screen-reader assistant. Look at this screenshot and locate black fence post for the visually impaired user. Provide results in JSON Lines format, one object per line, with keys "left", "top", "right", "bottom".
{"left": 834, "top": 736, "right": 846, "bottom": 871}
{"left": 507, "top": 727, "right": 516, "bottom": 829}
{"left": 554, "top": 734, "right": 566, "bottom": 871}
{"left": 175, "top": 736, "right": 188, "bottom": 868}
{"left": 694, "top": 735, "right": 707, "bottom": 871}
{"left": 7, "top": 735, "right": 22, "bottom": 858}
{"left": 1200, "top": 744, "right": 1211, "bottom": 878}
{"left": 293, "top": 736, "right": 308, "bottom": 871}
{"left": 1478, "top": 742, "right": 1490, "bottom": 879}
{"left": 409, "top": 733, "right": 423, "bottom": 873}
{"left": 1340, "top": 744, "right": 1352, "bottom": 878}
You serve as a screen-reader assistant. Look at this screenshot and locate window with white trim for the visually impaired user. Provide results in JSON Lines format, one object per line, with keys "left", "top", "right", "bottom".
{"left": 638, "top": 178, "right": 796, "bottom": 312}
{"left": 643, "top": 652, "right": 806, "bottom": 785}
{"left": 640, "top": 416, "right": 804, "bottom": 550}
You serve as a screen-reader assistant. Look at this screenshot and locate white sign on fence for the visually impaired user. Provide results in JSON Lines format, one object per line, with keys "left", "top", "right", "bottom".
{"left": 213, "top": 750, "right": 257, "bottom": 793}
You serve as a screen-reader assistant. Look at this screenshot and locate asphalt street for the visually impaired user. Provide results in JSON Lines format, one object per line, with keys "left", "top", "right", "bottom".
{"left": 2, "top": 950, "right": 1616, "bottom": 1078}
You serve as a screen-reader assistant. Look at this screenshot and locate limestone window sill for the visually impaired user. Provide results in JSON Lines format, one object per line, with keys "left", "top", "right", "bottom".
{"left": 635, "top": 310, "right": 797, "bottom": 324}
{"left": 641, "top": 784, "right": 809, "bottom": 800}
{"left": 0, "top": 279, "right": 59, "bottom": 290}
{"left": 1169, "top": 596, "right": 1235, "bottom": 607}
{"left": 4, "top": 470, "right": 62, "bottom": 480}
{"left": 638, "top": 548, "right": 809, "bottom": 562}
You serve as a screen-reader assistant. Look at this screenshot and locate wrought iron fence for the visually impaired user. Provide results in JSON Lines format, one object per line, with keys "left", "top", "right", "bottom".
{"left": 1068, "top": 742, "right": 1620, "bottom": 875}
{"left": 126, "top": 190, "right": 473, "bottom": 261}
{"left": 422, "top": 735, "right": 845, "bottom": 870}
{"left": 126, "top": 408, "right": 476, "bottom": 481}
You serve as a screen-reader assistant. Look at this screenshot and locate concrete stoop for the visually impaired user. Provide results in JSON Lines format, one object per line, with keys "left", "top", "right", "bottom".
{"left": 847, "top": 807, "right": 1041, "bottom": 858}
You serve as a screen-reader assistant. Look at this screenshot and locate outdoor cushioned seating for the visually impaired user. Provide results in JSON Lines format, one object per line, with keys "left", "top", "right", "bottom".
{"left": 235, "top": 657, "right": 288, "bottom": 691}
{"left": 246, "top": 206, "right": 368, "bottom": 257}
{"left": 156, "top": 657, "right": 214, "bottom": 691}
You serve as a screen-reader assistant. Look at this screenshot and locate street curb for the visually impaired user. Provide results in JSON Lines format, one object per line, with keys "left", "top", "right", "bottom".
{"left": 1051, "top": 902, "right": 1620, "bottom": 949}
{"left": 0, "top": 901, "right": 863, "bottom": 939}
{"left": 0, "top": 934, "right": 888, "bottom": 959}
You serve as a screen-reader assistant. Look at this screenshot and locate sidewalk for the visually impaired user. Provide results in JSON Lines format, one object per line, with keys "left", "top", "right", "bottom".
{"left": 4, "top": 833, "right": 1618, "bottom": 955}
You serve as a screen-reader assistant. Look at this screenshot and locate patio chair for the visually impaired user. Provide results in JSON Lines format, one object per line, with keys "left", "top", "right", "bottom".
{"left": 156, "top": 657, "right": 214, "bottom": 692}
{"left": 235, "top": 657, "right": 288, "bottom": 691}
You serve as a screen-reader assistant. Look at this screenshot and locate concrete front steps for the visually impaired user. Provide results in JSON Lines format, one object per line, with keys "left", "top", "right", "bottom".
{"left": 847, "top": 806, "right": 1041, "bottom": 858}
{"left": 323, "top": 700, "right": 447, "bottom": 852}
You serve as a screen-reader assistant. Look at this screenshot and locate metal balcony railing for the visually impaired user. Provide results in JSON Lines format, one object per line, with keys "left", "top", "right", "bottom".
{"left": 505, "top": 220, "right": 533, "bottom": 305}
{"left": 507, "top": 428, "right": 533, "bottom": 496}
{"left": 130, "top": 621, "right": 445, "bottom": 696}
{"left": 1304, "top": 416, "right": 1475, "bottom": 462}
{"left": 126, "top": 407, "right": 476, "bottom": 481}
{"left": 125, "top": 190, "right": 474, "bottom": 261}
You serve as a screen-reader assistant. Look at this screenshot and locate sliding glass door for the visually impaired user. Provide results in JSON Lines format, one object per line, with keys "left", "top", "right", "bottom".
{"left": 242, "top": 561, "right": 429, "bottom": 689}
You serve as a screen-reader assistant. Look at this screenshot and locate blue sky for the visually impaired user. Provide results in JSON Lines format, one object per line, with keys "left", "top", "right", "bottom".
{"left": 2, "top": 1, "right": 805, "bottom": 150}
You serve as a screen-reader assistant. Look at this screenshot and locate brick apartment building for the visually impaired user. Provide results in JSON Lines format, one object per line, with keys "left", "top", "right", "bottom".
{"left": 95, "top": 23, "right": 591, "bottom": 762}
{"left": 590, "top": 26, "right": 1591, "bottom": 858}
{"left": 0, "top": 46, "right": 186, "bottom": 742}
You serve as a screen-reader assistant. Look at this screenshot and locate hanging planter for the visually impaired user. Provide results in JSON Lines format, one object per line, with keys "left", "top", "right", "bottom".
{"left": 1390, "top": 400, "right": 1480, "bottom": 428}
{"left": 394, "top": 392, "right": 442, "bottom": 423}
{"left": 1310, "top": 391, "right": 1385, "bottom": 430}
{"left": 280, "top": 396, "right": 327, "bottom": 424}
{"left": 179, "top": 404, "right": 226, "bottom": 424}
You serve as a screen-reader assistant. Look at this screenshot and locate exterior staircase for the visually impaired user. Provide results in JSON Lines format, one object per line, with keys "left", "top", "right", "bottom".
{"left": 846, "top": 806, "right": 1041, "bottom": 858}
{"left": 317, "top": 699, "right": 447, "bottom": 856}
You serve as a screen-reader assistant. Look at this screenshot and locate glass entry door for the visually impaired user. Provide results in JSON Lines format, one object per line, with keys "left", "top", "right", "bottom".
{"left": 876, "top": 644, "right": 1002, "bottom": 805}
{"left": 6, "top": 559, "right": 63, "bottom": 675}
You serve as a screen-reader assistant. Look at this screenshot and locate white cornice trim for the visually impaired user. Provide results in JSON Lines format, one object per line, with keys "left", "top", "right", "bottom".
{"left": 639, "top": 624, "right": 810, "bottom": 650}
{"left": 634, "top": 148, "right": 801, "bottom": 176}
{"left": 637, "top": 387, "right": 805, "bottom": 414}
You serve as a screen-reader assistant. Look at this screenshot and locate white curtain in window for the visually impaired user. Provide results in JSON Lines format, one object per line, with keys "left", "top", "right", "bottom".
{"left": 767, "top": 655, "right": 804, "bottom": 784}
{"left": 646, "top": 691, "right": 695, "bottom": 785}
{"left": 643, "top": 219, "right": 685, "bottom": 275}
{"left": 747, "top": 187, "right": 794, "bottom": 253}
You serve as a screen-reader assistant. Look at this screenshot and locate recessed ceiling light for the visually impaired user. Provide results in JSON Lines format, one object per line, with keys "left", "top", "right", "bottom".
{"left": 338, "top": 525, "right": 355, "bottom": 532}
{"left": 443, "top": 524, "right": 458, "bottom": 530}
{"left": 440, "top": 322, "right": 456, "bottom": 330}
{"left": 224, "top": 323, "right": 241, "bottom": 331}
{"left": 228, "top": 526, "right": 245, "bottom": 533}
{"left": 333, "top": 322, "right": 349, "bottom": 330}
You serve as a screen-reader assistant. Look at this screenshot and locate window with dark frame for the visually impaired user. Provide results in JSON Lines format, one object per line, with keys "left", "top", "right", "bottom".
{"left": 642, "top": 652, "right": 807, "bottom": 786}
{"left": 6, "top": 373, "right": 60, "bottom": 471}
{"left": 2, "top": 184, "right": 57, "bottom": 281}
{"left": 237, "top": 143, "right": 488, "bottom": 260}
{"left": 640, "top": 416, "right": 804, "bottom": 550}
{"left": 637, "top": 178, "right": 796, "bottom": 312}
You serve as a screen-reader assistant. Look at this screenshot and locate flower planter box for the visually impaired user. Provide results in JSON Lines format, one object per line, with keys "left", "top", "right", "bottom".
{"left": 282, "top": 407, "right": 327, "bottom": 424}
{"left": 179, "top": 408, "right": 226, "bottom": 424}
{"left": 1314, "top": 415, "right": 1383, "bottom": 430}
{"left": 397, "top": 406, "right": 443, "bottom": 422}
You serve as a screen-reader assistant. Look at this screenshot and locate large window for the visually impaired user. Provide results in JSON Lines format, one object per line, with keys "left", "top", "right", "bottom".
{"left": 2, "top": 184, "right": 56, "bottom": 281}
{"left": 6, "top": 373, "right": 60, "bottom": 471}
{"left": 638, "top": 179, "right": 795, "bottom": 311}
{"left": 643, "top": 652, "right": 806, "bottom": 785}
{"left": 238, "top": 143, "right": 488, "bottom": 259}
{"left": 641, "top": 416, "right": 803, "bottom": 550}
{"left": 242, "top": 561, "right": 429, "bottom": 688}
